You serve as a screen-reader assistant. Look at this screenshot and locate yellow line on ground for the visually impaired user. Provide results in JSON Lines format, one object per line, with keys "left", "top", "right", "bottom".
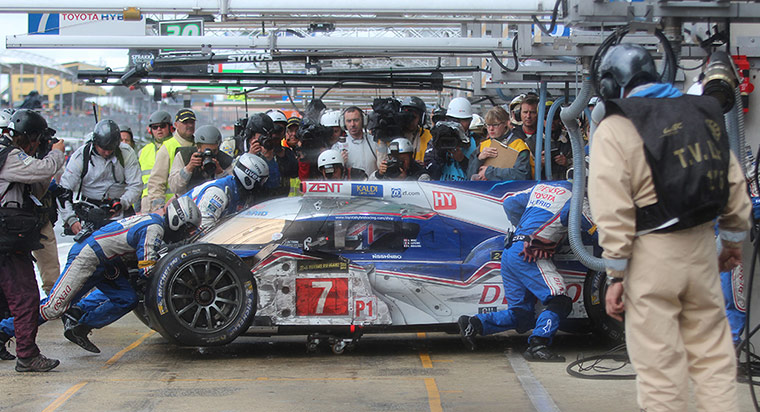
{"left": 42, "top": 381, "right": 88, "bottom": 412}
{"left": 103, "top": 330, "right": 156, "bottom": 368}
{"left": 419, "top": 352, "right": 433, "bottom": 368}
{"left": 424, "top": 377, "right": 443, "bottom": 412}
{"left": 417, "top": 332, "right": 427, "bottom": 338}
{"left": 106, "top": 376, "right": 424, "bottom": 383}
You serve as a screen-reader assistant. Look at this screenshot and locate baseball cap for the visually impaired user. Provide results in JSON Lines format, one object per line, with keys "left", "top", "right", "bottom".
{"left": 176, "top": 109, "right": 196, "bottom": 122}
{"left": 287, "top": 117, "right": 302, "bottom": 128}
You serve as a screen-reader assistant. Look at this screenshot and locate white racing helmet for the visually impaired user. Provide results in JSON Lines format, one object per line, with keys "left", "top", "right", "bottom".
{"left": 234, "top": 153, "right": 270, "bottom": 190}
{"left": 320, "top": 110, "right": 341, "bottom": 127}
{"left": 318, "top": 149, "right": 344, "bottom": 169}
{"left": 446, "top": 97, "right": 473, "bottom": 120}
{"left": 166, "top": 197, "right": 202, "bottom": 232}
{"left": 387, "top": 137, "right": 413, "bottom": 154}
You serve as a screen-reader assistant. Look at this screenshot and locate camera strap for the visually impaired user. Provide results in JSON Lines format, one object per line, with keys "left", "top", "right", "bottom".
{"left": 78, "top": 143, "right": 125, "bottom": 199}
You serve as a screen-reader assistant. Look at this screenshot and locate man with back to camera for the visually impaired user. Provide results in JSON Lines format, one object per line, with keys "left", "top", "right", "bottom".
{"left": 139, "top": 110, "right": 173, "bottom": 211}
{"left": 168, "top": 124, "right": 234, "bottom": 196}
{"left": 59, "top": 120, "right": 142, "bottom": 239}
{"left": 0, "top": 109, "right": 65, "bottom": 371}
{"left": 341, "top": 106, "right": 378, "bottom": 179}
{"left": 588, "top": 44, "right": 750, "bottom": 411}
{"left": 146, "top": 108, "right": 196, "bottom": 211}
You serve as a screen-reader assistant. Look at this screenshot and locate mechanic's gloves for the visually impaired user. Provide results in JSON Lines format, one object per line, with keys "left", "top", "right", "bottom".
{"left": 518, "top": 237, "right": 557, "bottom": 262}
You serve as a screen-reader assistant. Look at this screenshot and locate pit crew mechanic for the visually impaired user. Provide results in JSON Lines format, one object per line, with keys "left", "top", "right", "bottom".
{"left": 0, "top": 197, "right": 202, "bottom": 355}
{"left": 59, "top": 119, "right": 142, "bottom": 236}
{"left": 458, "top": 180, "right": 596, "bottom": 361}
{"left": 588, "top": 44, "right": 751, "bottom": 411}
{"left": 168, "top": 124, "right": 234, "bottom": 196}
{"left": 0, "top": 109, "right": 65, "bottom": 372}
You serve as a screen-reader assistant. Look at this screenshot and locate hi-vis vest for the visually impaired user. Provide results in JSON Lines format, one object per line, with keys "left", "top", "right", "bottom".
{"left": 139, "top": 141, "right": 159, "bottom": 198}
{"left": 479, "top": 136, "right": 535, "bottom": 178}
{"left": 606, "top": 95, "right": 730, "bottom": 234}
{"left": 160, "top": 136, "right": 186, "bottom": 200}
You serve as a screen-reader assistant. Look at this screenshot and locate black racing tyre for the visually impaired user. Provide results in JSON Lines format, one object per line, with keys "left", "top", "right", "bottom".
{"left": 132, "top": 300, "right": 153, "bottom": 329}
{"left": 583, "top": 271, "right": 625, "bottom": 344}
{"left": 145, "top": 243, "right": 257, "bottom": 346}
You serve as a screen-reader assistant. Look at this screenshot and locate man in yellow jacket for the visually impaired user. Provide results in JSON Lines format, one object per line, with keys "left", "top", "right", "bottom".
{"left": 138, "top": 110, "right": 172, "bottom": 211}
{"left": 146, "top": 108, "right": 195, "bottom": 211}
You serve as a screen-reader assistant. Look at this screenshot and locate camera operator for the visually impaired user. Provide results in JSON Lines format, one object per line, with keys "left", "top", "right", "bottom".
{"left": 245, "top": 113, "right": 298, "bottom": 198}
{"left": 267, "top": 110, "right": 289, "bottom": 143}
{"left": 168, "top": 125, "right": 234, "bottom": 196}
{"left": 425, "top": 121, "right": 477, "bottom": 181}
{"left": 400, "top": 97, "right": 433, "bottom": 164}
{"left": 60, "top": 120, "right": 142, "bottom": 239}
{"left": 370, "top": 137, "right": 430, "bottom": 181}
{"left": 296, "top": 119, "right": 331, "bottom": 181}
{"left": 317, "top": 149, "right": 346, "bottom": 181}
{"left": 0, "top": 109, "right": 64, "bottom": 372}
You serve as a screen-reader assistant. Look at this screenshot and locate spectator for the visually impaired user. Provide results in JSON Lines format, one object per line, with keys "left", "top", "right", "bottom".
{"left": 471, "top": 107, "right": 532, "bottom": 181}
{"left": 168, "top": 125, "right": 234, "bottom": 196}
{"left": 370, "top": 137, "right": 430, "bottom": 181}
{"left": 0, "top": 109, "right": 64, "bottom": 372}
{"left": 146, "top": 108, "right": 196, "bottom": 211}
{"left": 139, "top": 110, "right": 173, "bottom": 211}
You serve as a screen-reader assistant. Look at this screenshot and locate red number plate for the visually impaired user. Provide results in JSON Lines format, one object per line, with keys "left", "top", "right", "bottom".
{"left": 295, "top": 278, "right": 349, "bottom": 316}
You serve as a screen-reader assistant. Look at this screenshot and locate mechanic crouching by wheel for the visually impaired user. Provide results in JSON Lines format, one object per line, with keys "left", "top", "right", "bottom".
{"left": 589, "top": 44, "right": 750, "bottom": 411}
{"left": 0, "top": 197, "right": 202, "bottom": 355}
{"left": 59, "top": 120, "right": 142, "bottom": 240}
{"left": 370, "top": 137, "right": 430, "bottom": 181}
{"left": 182, "top": 153, "right": 269, "bottom": 231}
{"left": 168, "top": 125, "right": 234, "bottom": 196}
{"left": 458, "top": 181, "right": 596, "bottom": 361}
{"left": 0, "top": 109, "right": 65, "bottom": 372}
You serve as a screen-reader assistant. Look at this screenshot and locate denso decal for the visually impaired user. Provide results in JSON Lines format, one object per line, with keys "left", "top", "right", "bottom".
{"left": 351, "top": 183, "right": 383, "bottom": 197}
{"left": 432, "top": 191, "right": 457, "bottom": 210}
{"left": 307, "top": 182, "right": 342, "bottom": 193}
{"left": 479, "top": 283, "right": 582, "bottom": 304}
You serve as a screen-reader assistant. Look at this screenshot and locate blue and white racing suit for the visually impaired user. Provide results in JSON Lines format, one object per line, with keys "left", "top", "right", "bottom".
{"left": 475, "top": 181, "right": 595, "bottom": 343}
{"left": 0, "top": 214, "right": 164, "bottom": 336}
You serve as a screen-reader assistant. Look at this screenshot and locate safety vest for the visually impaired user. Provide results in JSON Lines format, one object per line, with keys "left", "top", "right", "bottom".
{"left": 413, "top": 128, "right": 433, "bottom": 164}
{"left": 162, "top": 136, "right": 193, "bottom": 200}
{"left": 479, "top": 136, "right": 535, "bottom": 178}
{"left": 138, "top": 141, "right": 160, "bottom": 199}
{"left": 288, "top": 176, "right": 301, "bottom": 197}
{"left": 606, "top": 95, "right": 729, "bottom": 234}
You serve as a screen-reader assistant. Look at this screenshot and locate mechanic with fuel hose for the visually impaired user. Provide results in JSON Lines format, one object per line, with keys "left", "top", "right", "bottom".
{"left": 0, "top": 109, "right": 65, "bottom": 372}
{"left": 458, "top": 180, "right": 596, "bottom": 361}
{"left": 588, "top": 44, "right": 751, "bottom": 411}
{"left": 0, "top": 197, "right": 201, "bottom": 355}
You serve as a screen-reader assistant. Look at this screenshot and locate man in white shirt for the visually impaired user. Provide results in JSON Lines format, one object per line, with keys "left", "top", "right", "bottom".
{"left": 339, "top": 106, "right": 377, "bottom": 180}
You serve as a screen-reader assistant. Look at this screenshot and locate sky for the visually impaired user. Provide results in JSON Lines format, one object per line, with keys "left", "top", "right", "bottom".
{"left": 0, "top": 13, "right": 130, "bottom": 69}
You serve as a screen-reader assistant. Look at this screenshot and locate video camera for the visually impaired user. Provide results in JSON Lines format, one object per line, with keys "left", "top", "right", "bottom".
{"left": 431, "top": 121, "right": 468, "bottom": 152}
{"left": 296, "top": 119, "right": 331, "bottom": 163}
{"left": 366, "top": 98, "right": 406, "bottom": 144}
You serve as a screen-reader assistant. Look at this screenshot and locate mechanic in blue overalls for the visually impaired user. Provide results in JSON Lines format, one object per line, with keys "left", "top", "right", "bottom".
{"left": 71, "top": 154, "right": 268, "bottom": 331}
{"left": 0, "top": 197, "right": 201, "bottom": 355}
{"left": 458, "top": 180, "right": 596, "bottom": 361}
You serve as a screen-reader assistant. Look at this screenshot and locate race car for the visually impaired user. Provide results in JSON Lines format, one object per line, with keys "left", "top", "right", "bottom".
{"left": 141, "top": 180, "right": 620, "bottom": 352}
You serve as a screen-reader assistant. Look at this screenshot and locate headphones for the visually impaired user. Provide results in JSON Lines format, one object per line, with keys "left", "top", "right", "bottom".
{"left": 339, "top": 106, "right": 368, "bottom": 132}
{"left": 598, "top": 74, "right": 622, "bottom": 101}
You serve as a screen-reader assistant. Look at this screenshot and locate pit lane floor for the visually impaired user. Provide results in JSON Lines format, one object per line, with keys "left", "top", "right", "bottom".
{"left": 0, "top": 315, "right": 756, "bottom": 412}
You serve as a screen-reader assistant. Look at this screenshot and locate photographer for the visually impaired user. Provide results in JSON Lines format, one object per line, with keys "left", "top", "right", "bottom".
{"left": 425, "top": 121, "right": 477, "bottom": 181}
{"left": 0, "top": 109, "right": 64, "bottom": 372}
{"left": 60, "top": 120, "right": 142, "bottom": 239}
{"left": 168, "top": 125, "right": 234, "bottom": 196}
{"left": 317, "top": 149, "right": 346, "bottom": 180}
{"left": 296, "top": 119, "right": 331, "bottom": 181}
{"left": 246, "top": 113, "right": 298, "bottom": 198}
{"left": 400, "top": 96, "right": 433, "bottom": 164}
{"left": 370, "top": 137, "right": 430, "bottom": 181}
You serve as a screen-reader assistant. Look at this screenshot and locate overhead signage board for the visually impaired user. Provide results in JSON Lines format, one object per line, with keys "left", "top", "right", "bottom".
{"left": 28, "top": 13, "right": 146, "bottom": 36}
{"left": 159, "top": 19, "right": 204, "bottom": 37}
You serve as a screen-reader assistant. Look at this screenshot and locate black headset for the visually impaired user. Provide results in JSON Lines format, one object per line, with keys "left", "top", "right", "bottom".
{"left": 339, "top": 106, "right": 368, "bottom": 131}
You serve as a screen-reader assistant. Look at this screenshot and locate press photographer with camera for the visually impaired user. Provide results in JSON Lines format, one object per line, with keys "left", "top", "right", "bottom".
{"left": 400, "top": 96, "right": 433, "bottom": 164}
{"left": 0, "top": 109, "right": 65, "bottom": 372}
{"left": 317, "top": 149, "right": 346, "bottom": 181}
{"left": 370, "top": 137, "right": 430, "bottom": 181}
{"left": 59, "top": 120, "right": 142, "bottom": 240}
{"left": 424, "top": 121, "right": 478, "bottom": 181}
{"left": 246, "top": 113, "right": 298, "bottom": 198}
{"left": 168, "top": 125, "right": 234, "bottom": 196}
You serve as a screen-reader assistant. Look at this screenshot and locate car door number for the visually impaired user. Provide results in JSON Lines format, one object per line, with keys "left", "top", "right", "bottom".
{"left": 296, "top": 278, "right": 349, "bottom": 316}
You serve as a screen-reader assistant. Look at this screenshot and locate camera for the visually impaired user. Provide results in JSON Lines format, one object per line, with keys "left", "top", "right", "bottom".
{"left": 384, "top": 141, "right": 403, "bottom": 178}
{"left": 200, "top": 148, "right": 216, "bottom": 175}
{"left": 366, "top": 98, "right": 403, "bottom": 143}
{"left": 257, "top": 135, "right": 277, "bottom": 151}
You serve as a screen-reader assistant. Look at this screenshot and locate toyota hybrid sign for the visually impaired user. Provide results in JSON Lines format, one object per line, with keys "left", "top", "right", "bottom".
{"left": 28, "top": 13, "right": 146, "bottom": 36}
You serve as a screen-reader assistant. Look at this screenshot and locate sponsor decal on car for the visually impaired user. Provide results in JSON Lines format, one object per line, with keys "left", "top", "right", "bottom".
{"left": 296, "top": 260, "right": 349, "bottom": 273}
{"left": 432, "top": 191, "right": 456, "bottom": 210}
{"left": 351, "top": 183, "right": 383, "bottom": 197}
{"left": 296, "top": 278, "right": 349, "bottom": 316}
{"left": 307, "top": 182, "right": 342, "bottom": 193}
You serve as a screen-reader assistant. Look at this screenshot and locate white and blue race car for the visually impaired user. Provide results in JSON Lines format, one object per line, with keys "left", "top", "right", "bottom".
{"left": 142, "top": 180, "right": 618, "bottom": 351}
